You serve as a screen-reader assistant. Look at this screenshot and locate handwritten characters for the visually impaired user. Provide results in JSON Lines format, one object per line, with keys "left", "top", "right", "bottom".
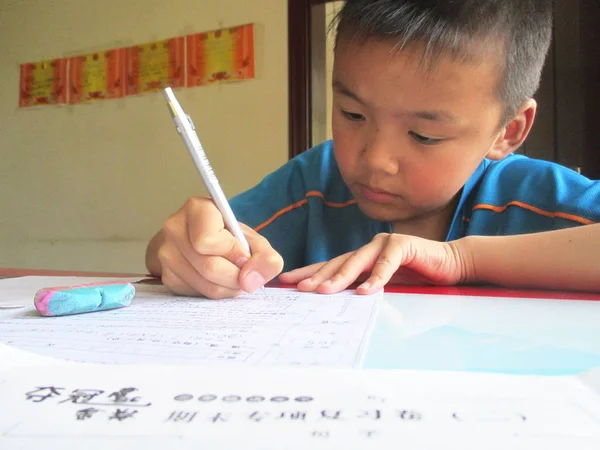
{"left": 22, "top": 383, "right": 428, "bottom": 433}
{"left": 25, "top": 386, "right": 64, "bottom": 402}
{"left": 25, "top": 385, "right": 151, "bottom": 422}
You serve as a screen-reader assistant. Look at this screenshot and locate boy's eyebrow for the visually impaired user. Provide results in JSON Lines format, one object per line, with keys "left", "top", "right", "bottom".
{"left": 411, "top": 110, "right": 458, "bottom": 123}
{"left": 333, "top": 79, "right": 457, "bottom": 123}
{"left": 332, "top": 79, "right": 367, "bottom": 105}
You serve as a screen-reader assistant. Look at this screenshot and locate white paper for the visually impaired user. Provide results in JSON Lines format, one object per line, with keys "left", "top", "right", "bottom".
{"left": 0, "top": 283, "right": 379, "bottom": 368}
{"left": 1, "top": 363, "right": 600, "bottom": 450}
{"left": 0, "top": 342, "right": 69, "bottom": 371}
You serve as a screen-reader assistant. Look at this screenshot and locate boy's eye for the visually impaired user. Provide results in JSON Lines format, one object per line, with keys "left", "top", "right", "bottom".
{"left": 409, "top": 131, "right": 443, "bottom": 145}
{"left": 341, "top": 110, "right": 365, "bottom": 121}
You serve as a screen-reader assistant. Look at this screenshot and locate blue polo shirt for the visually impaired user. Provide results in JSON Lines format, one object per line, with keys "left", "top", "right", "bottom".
{"left": 230, "top": 140, "right": 600, "bottom": 273}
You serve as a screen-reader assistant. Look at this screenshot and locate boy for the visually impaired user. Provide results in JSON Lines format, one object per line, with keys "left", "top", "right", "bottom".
{"left": 146, "top": 0, "right": 600, "bottom": 299}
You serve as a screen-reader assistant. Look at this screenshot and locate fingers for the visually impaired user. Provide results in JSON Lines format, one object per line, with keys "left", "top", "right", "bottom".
{"left": 185, "top": 198, "right": 250, "bottom": 266}
{"left": 159, "top": 197, "right": 247, "bottom": 298}
{"left": 183, "top": 201, "right": 283, "bottom": 293}
{"left": 162, "top": 203, "right": 240, "bottom": 291}
{"left": 295, "top": 254, "right": 353, "bottom": 293}
{"left": 280, "top": 245, "right": 383, "bottom": 294}
{"left": 310, "top": 245, "right": 383, "bottom": 294}
{"left": 238, "top": 224, "right": 284, "bottom": 293}
{"left": 159, "top": 196, "right": 283, "bottom": 298}
{"left": 161, "top": 267, "right": 197, "bottom": 297}
{"left": 283, "top": 234, "right": 415, "bottom": 295}
{"left": 284, "top": 245, "right": 378, "bottom": 294}
{"left": 278, "top": 262, "right": 327, "bottom": 284}
{"left": 158, "top": 245, "right": 242, "bottom": 299}
{"left": 355, "top": 237, "right": 414, "bottom": 294}
{"left": 162, "top": 267, "right": 241, "bottom": 299}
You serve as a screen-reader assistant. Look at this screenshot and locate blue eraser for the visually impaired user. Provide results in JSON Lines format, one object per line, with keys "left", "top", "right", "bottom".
{"left": 34, "top": 281, "right": 135, "bottom": 317}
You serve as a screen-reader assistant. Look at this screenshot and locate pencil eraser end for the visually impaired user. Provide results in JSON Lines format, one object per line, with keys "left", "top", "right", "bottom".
{"left": 34, "top": 282, "right": 135, "bottom": 317}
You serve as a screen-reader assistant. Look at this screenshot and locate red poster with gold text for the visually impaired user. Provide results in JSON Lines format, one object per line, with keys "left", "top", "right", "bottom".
{"left": 19, "top": 58, "right": 67, "bottom": 108}
{"left": 127, "top": 37, "right": 185, "bottom": 95}
{"left": 187, "top": 24, "right": 255, "bottom": 87}
{"left": 69, "top": 49, "right": 126, "bottom": 104}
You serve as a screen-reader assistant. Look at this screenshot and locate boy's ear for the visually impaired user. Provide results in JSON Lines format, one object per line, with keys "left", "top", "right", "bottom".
{"left": 486, "top": 99, "right": 537, "bottom": 160}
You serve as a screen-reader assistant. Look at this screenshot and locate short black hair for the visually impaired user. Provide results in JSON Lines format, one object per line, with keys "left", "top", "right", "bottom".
{"left": 333, "top": 0, "right": 553, "bottom": 123}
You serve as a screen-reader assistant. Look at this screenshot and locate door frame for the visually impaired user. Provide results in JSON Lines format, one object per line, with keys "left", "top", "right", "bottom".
{"left": 288, "top": 0, "right": 335, "bottom": 159}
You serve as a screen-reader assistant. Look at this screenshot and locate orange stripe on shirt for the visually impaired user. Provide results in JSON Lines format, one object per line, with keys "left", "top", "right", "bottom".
{"left": 472, "top": 201, "right": 595, "bottom": 225}
{"left": 254, "top": 191, "right": 357, "bottom": 232}
{"left": 305, "top": 191, "right": 357, "bottom": 208}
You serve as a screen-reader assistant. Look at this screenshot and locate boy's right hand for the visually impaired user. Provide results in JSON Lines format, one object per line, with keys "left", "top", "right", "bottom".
{"left": 155, "top": 197, "right": 284, "bottom": 299}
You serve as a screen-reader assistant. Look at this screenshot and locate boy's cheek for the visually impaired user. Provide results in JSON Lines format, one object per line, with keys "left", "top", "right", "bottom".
{"left": 332, "top": 144, "right": 359, "bottom": 175}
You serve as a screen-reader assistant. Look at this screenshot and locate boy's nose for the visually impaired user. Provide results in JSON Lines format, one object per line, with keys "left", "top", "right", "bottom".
{"left": 363, "top": 138, "right": 399, "bottom": 176}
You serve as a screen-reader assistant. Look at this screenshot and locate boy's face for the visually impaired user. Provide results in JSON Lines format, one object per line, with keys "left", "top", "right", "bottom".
{"left": 331, "top": 36, "right": 506, "bottom": 225}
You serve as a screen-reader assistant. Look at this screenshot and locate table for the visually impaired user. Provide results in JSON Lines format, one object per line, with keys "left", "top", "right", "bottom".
{"left": 2, "top": 267, "right": 600, "bottom": 376}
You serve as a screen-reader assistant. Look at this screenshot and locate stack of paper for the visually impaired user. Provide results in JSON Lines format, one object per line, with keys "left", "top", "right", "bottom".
{"left": 2, "top": 276, "right": 600, "bottom": 449}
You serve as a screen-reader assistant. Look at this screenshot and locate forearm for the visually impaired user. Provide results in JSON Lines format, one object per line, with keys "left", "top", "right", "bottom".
{"left": 457, "top": 224, "right": 600, "bottom": 292}
{"left": 145, "top": 230, "right": 165, "bottom": 277}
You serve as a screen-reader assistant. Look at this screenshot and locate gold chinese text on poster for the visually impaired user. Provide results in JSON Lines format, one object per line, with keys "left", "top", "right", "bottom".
{"left": 187, "top": 24, "right": 255, "bottom": 87}
{"left": 127, "top": 37, "right": 185, "bottom": 95}
{"left": 19, "top": 23, "right": 255, "bottom": 107}
{"left": 19, "top": 59, "right": 67, "bottom": 108}
{"left": 69, "top": 49, "right": 126, "bottom": 104}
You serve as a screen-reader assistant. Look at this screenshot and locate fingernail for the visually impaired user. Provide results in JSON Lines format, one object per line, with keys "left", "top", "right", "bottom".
{"left": 245, "top": 270, "right": 266, "bottom": 293}
{"left": 358, "top": 282, "right": 371, "bottom": 291}
{"left": 320, "top": 280, "right": 332, "bottom": 287}
{"left": 235, "top": 256, "right": 249, "bottom": 268}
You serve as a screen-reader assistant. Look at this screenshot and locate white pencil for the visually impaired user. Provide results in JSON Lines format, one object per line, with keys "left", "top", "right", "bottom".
{"left": 162, "top": 87, "right": 267, "bottom": 296}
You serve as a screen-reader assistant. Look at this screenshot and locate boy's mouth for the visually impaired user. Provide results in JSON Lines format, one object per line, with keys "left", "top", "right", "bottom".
{"left": 359, "top": 184, "right": 398, "bottom": 203}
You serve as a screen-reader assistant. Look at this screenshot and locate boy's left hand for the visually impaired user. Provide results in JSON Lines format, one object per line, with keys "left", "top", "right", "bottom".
{"left": 278, "top": 233, "right": 469, "bottom": 295}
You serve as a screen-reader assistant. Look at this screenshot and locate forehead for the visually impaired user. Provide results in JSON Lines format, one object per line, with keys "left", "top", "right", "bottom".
{"left": 332, "top": 36, "right": 503, "bottom": 115}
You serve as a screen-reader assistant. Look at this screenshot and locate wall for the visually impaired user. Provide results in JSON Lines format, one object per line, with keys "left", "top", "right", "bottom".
{"left": 0, "top": 0, "right": 288, "bottom": 273}
{"left": 311, "top": 1, "right": 342, "bottom": 146}
{"left": 325, "top": 1, "right": 343, "bottom": 142}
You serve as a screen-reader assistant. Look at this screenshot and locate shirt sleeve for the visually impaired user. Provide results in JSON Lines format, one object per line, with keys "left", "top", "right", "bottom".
{"left": 466, "top": 154, "right": 600, "bottom": 236}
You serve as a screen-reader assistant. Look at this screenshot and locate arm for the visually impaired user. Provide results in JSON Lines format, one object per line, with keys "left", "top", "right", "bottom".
{"left": 280, "top": 224, "right": 600, "bottom": 295}
{"left": 458, "top": 223, "right": 600, "bottom": 292}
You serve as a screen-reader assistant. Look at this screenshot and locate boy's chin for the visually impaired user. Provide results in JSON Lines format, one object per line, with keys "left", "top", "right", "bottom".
{"left": 356, "top": 201, "right": 417, "bottom": 223}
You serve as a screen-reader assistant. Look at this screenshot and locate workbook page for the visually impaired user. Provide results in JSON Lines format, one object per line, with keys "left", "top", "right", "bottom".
{"left": 0, "top": 284, "right": 380, "bottom": 368}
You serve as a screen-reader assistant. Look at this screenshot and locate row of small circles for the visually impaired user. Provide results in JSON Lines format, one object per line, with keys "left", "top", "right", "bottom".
{"left": 174, "top": 394, "right": 314, "bottom": 403}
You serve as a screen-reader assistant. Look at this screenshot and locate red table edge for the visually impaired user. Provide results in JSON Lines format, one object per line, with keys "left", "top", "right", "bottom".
{"left": 0, "top": 267, "right": 145, "bottom": 279}
{"left": 2, "top": 267, "right": 600, "bottom": 302}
